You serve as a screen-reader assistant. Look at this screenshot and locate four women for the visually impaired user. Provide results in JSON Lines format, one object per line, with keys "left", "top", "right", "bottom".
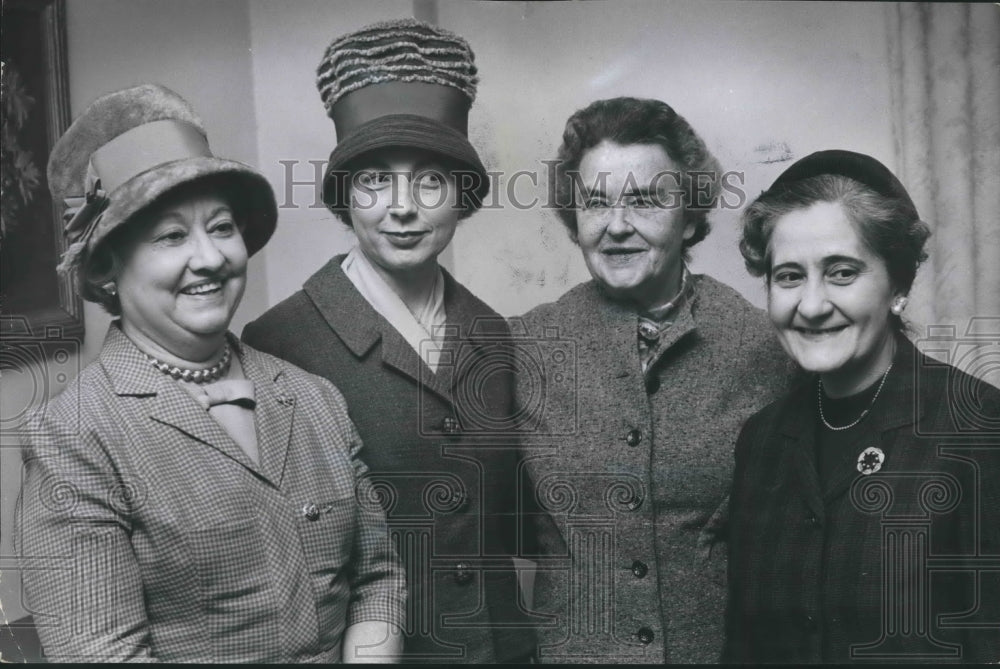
{"left": 15, "top": 21, "right": 997, "bottom": 667}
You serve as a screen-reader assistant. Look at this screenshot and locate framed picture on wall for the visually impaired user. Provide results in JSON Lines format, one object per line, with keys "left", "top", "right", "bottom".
{"left": 1, "top": 0, "right": 82, "bottom": 345}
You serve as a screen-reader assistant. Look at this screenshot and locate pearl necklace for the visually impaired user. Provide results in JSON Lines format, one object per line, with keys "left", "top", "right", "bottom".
{"left": 146, "top": 345, "right": 231, "bottom": 384}
{"left": 817, "top": 361, "right": 893, "bottom": 431}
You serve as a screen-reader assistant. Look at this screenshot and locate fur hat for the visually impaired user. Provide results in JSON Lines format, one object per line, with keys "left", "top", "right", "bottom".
{"left": 48, "top": 84, "right": 277, "bottom": 274}
{"left": 316, "top": 18, "right": 488, "bottom": 212}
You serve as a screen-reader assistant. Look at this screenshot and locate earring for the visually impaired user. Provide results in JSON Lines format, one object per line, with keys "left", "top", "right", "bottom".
{"left": 890, "top": 296, "right": 908, "bottom": 315}
{"left": 103, "top": 281, "right": 117, "bottom": 296}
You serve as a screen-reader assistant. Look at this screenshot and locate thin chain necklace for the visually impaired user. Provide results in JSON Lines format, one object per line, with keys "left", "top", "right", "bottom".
{"left": 817, "top": 360, "right": 893, "bottom": 431}
{"left": 146, "top": 344, "right": 231, "bottom": 384}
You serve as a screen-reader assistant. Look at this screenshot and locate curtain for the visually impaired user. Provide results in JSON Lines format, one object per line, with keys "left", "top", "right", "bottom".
{"left": 886, "top": 2, "right": 1000, "bottom": 364}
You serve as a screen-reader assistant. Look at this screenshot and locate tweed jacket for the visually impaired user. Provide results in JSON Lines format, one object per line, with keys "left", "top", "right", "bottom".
{"left": 724, "top": 336, "right": 1000, "bottom": 663}
{"left": 15, "top": 325, "right": 406, "bottom": 663}
{"left": 515, "top": 274, "right": 790, "bottom": 663}
{"left": 242, "top": 255, "right": 540, "bottom": 663}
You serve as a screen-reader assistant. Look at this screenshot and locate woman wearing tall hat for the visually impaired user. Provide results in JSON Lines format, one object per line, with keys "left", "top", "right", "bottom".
{"left": 724, "top": 150, "right": 1000, "bottom": 663}
{"left": 243, "top": 19, "right": 541, "bottom": 663}
{"left": 16, "top": 84, "right": 405, "bottom": 662}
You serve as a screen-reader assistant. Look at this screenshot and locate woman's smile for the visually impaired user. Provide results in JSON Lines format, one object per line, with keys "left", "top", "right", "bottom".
{"left": 179, "top": 277, "right": 227, "bottom": 296}
{"left": 382, "top": 229, "right": 431, "bottom": 248}
{"left": 791, "top": 323, "right": 849, "bottom": 338}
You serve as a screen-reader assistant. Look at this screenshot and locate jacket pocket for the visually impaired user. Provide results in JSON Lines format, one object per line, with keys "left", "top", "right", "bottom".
{"left": 189, "top": 514, "right": 277, "bottom": 660}
{"left": 296, "top": 497, "right": 356, "bottom": 644}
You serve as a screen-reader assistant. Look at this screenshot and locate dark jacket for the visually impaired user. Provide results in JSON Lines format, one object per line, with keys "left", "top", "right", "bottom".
{"left": 725, "top": 336, "right": 1000, "bottom": 663}
{"left": 243, "top": 255, "right": 539, "bottom": 663}
{"left": 516, "top": 275, "right": 791, "bottom": 663}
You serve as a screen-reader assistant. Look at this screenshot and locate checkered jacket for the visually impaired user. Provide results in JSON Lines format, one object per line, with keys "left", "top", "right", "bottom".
{"left": 15, "top": 325, "right": 406, "bottom": 662}
{"left": 725, "top": 337, "right": 1000, "bottom": 663}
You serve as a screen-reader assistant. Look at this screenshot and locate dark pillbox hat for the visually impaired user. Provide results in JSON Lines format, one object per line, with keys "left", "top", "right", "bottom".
{"left": 769, "top": 149, "right": 919, "bottom": 219}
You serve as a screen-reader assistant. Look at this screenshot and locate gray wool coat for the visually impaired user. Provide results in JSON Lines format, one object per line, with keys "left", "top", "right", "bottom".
{"left": 515, "top": 274, "right": 791, "bottom": 664}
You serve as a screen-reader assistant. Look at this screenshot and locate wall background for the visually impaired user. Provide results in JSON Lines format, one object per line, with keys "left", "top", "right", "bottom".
{"left": 1, "top": 0, "right": 994, "bottom": 627}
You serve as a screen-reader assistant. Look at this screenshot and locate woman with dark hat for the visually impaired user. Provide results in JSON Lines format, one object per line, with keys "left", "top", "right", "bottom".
{"left": 725, "top": 150, "right": 1000, "bottom": 663}
{"left": 243, "top": 19, "right": 541, "bottom": 664}
{"left": 16, "top": 84, "right": 406, "bottom": 662}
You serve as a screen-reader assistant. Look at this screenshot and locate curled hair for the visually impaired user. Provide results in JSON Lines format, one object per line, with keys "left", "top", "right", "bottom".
{"left": 76, "top": 175, "right": 249, "bottom": 316}
{"left": 740, "top": 174, "right": 931, "bottom": 333}
{"left": 550, "top": 97, "right": 723, "bottom": 257}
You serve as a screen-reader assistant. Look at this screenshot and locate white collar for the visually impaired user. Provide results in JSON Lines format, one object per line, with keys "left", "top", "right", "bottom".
{"left": 341, "top": 246, "right": 447, "bottom": 372}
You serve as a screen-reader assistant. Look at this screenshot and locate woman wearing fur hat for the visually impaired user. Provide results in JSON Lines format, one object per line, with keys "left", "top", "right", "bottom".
{"left": 243, "top": 19, "right": 543, "bottom": 663}
{"left": 16, "top": 84, "right": 405, "bottom": 662}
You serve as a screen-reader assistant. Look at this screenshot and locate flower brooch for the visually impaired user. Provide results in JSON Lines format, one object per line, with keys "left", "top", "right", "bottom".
{"left": 857, "top": 446, "right": 886, "bottom": 475}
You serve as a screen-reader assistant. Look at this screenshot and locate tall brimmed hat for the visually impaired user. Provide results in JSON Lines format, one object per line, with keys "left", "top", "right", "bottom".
{"left": 49, "top": 84, "right": 277, "bottom": 274}
{"left": 316, "top": 18, "right": 488, "bottom": 210}
{"left": 768, "top": 149, "right": 919, "bottom": 219}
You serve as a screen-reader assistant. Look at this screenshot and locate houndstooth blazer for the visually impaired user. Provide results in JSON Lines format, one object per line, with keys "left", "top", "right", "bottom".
{"left": 15, "top": 324, "right": 406, "bottom": 663}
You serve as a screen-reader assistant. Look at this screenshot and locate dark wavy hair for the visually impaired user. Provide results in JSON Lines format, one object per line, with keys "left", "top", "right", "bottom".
{"left": 740, "top": 173, "right": 931, "bottom": 333}
{"left": 549, "top": 97, "right": 723, "bottom": 257}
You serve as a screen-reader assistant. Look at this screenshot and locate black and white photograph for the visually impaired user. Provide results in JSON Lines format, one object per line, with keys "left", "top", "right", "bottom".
{"left": 1, "top": 0, "right": 998, "bottom": 663}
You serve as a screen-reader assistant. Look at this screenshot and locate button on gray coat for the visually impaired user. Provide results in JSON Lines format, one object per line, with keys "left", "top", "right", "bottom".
{"left": 515, "top": 274, "right": 790, "bottom": 663}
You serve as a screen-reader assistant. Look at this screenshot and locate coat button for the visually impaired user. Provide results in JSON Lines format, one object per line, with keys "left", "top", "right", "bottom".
{"left": 636, "top": 627, "right": 654, "bottom": 644}
{"left": 631, "top": 560, "right": 648, "bottom": 578}
{"left": 302, "top": 503, "right": 320, "bottom": 521}
{"left": 803, "top": 615, "right": 818, "bottom": 632}
{"left": 645, "top": 376, "right": 661, "bottom": 394}
{"left": 442, "top": 416, "right": 461, "bottom": 434}
{"left": 454, "top": 562, "right": 473, "bottom": 585}
{"left": 807, "top": 513, "right": 821, "bottom": 528}
{"left": 625, "top": 429, "right": 642, "bottom": 447}
{"left": 626, "top": 497, "right": 643, "bottom": 511}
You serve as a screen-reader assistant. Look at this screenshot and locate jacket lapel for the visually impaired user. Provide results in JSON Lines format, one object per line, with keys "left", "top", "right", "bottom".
{"left": 303, "top": 254, "right": 450, "bottom": 400}
{"left": 431, "top": 270, "right": 508, "bottom": 402}
{"left": 101, "top": 326, "right": 261, "bottom": 477}
{"left": 239, "top": 341, "right": 295, "bottom": 487}
{"left": 776, "top": 381, "right": 826, "bottom": 519}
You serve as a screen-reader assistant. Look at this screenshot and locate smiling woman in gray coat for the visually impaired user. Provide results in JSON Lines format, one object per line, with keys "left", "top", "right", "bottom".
{"left": 517, "top": 97, "right": 790, "bottom": 664}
